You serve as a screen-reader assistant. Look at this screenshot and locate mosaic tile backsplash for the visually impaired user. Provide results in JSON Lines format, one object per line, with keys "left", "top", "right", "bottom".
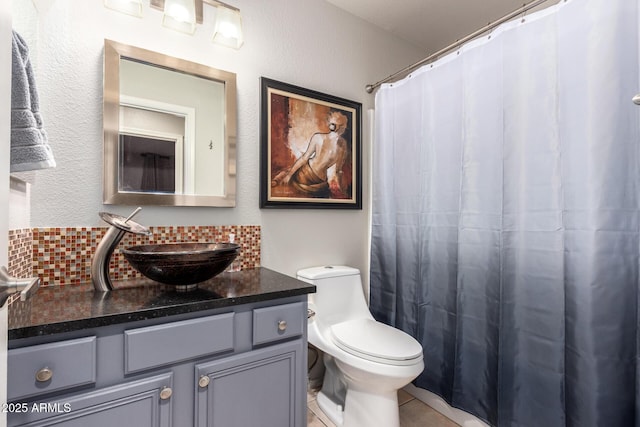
{"left": 7, "top": 228, "right": 33, "bottom": 305}
{"left": 8, "top": 225, "right": 260, "bottom": 287}
{"left": 8, "top": 228, "right": 33, "bottom": 279}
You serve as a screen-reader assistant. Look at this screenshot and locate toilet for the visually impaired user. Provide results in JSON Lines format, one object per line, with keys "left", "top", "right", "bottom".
{"left": 297, "top": 266, "right": 424, "bottom": 427}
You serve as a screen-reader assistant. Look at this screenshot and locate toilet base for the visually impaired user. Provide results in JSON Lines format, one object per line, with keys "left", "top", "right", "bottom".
{"left": 317, "top": 387, "right": 400, "bottom": 427}
{"left": 343, "top": 386, "right": 400, "bottom": 427}
{"left": 317, "top": 390, "right": 344, "bottom": 426}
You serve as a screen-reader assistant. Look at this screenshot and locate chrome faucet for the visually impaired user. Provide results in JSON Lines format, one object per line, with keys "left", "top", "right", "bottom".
{"left": 0, "top": 266, "right": 40, "bottom": 308}
{"left": 91, "top": 207, "right": 151, "bottom": 292}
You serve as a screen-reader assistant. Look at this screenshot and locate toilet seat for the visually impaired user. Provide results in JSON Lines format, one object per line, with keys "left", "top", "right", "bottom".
{"left": 330, "top": 319, "right": 423, "bottom": 366}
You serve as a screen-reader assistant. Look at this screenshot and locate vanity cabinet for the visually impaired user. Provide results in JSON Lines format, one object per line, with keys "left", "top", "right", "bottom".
{"left": 7, "top": 296, "right": 308, "bottom": 427}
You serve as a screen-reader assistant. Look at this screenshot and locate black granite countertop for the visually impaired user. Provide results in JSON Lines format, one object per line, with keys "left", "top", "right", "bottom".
{"left": 8, "top": 267, "right": 315, "bottom": 340}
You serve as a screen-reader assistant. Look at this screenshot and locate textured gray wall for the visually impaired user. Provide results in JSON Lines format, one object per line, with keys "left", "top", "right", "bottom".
{"left": 12, "top": 0, "right": 423, "bottom": 278}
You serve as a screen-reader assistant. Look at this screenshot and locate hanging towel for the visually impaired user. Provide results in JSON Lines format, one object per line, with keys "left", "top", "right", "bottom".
{"left": 10, "top": 30, "right": 56, "bottom": 173}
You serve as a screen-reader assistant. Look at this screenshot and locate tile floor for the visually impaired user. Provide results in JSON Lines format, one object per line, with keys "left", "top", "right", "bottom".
{"left": 307, "top": 388, "right": 460, "bottom": 427}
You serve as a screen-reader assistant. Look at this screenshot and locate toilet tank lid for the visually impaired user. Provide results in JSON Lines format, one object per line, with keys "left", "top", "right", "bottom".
{"left": 296, "top": 265, "right": 360, "bottom": 280}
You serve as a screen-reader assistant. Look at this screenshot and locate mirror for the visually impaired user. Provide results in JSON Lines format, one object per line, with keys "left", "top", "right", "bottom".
{"left": 103, "top": 40, "right": 237, "bottom": 207}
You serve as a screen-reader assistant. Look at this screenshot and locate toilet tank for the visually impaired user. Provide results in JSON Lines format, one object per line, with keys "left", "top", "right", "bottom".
{"left": 297, "top": 266, "right": 372, "bottom": 324}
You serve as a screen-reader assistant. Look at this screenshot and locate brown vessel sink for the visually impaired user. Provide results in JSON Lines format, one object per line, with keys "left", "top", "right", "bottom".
{"left": 122, "top": 242, "right": 240, "bottom": 289}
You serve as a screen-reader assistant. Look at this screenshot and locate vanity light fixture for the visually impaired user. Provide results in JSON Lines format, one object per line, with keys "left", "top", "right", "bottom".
{"left": 148, "top": 0, "right": 243, "bottom": 48}
{"left": 161, "top": 0, "right": 198, "bottom": 34}
{"left": 103, "top": 0, "right": 143, "bottom": 17}
{"left": 210, "top": 1, "right": 244, "bottom": 49}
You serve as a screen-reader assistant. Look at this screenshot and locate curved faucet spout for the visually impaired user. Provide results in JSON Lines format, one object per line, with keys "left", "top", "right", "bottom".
{"left": 91, "top": 208, "right": 151, "bottom": 292}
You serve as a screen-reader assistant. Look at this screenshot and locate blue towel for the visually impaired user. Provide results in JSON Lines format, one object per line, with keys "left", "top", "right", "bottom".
{"left": 10, "top": 30, "right": 55, "bottom": 173}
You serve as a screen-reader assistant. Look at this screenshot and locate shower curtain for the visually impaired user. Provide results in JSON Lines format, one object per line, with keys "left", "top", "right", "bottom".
{"left": 370, "top": 0, "right": 640, "bottom": 426}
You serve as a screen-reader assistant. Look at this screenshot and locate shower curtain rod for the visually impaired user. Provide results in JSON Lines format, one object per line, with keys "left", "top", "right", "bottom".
{"left": 365, "top": 0, "right": 555, "bottom": 93}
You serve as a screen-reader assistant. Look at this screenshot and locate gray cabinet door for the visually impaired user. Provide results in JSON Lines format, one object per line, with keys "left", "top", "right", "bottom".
{"left": 195, "top": 340, "right": 304, "bottom": 427}
{"left": 8, "top": 373, "right": 173, "bottom": 427}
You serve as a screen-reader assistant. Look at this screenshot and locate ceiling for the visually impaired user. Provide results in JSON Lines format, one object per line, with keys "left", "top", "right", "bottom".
{"left": 326, "top": 0, "right": 558, "bottom": 54}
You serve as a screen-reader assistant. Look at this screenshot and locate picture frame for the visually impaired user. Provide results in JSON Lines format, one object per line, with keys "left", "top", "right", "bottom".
{"left": 260, "top": 77, "right": 362, "bottom": 209}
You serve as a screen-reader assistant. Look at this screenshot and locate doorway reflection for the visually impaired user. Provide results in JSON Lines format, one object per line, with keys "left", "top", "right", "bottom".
{"left": 119, "top": 134, "right": 179, "bottom": 193}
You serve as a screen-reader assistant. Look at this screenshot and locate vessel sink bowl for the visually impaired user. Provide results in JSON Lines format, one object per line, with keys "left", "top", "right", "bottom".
{"left": 122, "top": 242, "right": 240, "bottom": 287}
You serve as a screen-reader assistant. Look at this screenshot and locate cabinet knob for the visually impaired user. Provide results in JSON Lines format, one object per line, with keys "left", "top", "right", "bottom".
{"left": 198, "top": 375, "right": 210, "bottom": 388}
{"left": 159, "top": 387, "right": 172, "bottom": 400}
{"left": 278, "top": 320, "right": 287, "bottom": 331}
{"left": 35, "top": 367, "right": 53, "bottom": 382}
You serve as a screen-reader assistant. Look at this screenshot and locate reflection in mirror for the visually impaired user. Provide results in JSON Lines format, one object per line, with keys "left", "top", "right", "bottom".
{"left": 103, "top": 39, "right": 237, "bottom": 207}
{"left": 119, "top": 132, "right": 181, "bottom": 194}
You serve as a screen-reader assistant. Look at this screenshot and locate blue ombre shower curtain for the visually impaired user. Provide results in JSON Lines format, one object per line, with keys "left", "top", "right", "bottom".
{"left": 370, "top": 0, "right": 640, "bottom": 426}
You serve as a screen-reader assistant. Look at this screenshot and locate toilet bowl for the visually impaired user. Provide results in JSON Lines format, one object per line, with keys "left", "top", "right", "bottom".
{"left": 297, "top": 266, "right": 424, "bottom": 427}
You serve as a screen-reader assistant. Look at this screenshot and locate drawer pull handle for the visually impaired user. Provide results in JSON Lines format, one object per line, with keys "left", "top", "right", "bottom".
{"left": 278, "top": 320, "right": 287, "bottom": 331}
{"left": 35, "top": 367, "right": 53, "bottom": 382}
{"left": 198, "top": 375, "right": 210, "bottom": 388}
{"left": 159, "top": 386, "right": 172, "bottom": 400}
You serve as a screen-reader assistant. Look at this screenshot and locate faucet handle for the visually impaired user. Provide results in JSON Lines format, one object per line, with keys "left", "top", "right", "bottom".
{"left": 99, "top": 211, "right": 151, "bottom": 236}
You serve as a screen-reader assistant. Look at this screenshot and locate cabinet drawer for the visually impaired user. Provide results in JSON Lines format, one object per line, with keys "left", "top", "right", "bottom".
{"left": 8, "top": 336, "right": 96, "bottom": 401}
{"left": 253, "top": 302, "right": 305, "bottom": 346}
{"left": 125, "top": 312, "right": 235, "bottom": 373}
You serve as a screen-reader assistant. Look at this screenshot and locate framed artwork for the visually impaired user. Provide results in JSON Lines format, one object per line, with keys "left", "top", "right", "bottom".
{"left": 260, "top": 77, "right": 362, "bottom": 209}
